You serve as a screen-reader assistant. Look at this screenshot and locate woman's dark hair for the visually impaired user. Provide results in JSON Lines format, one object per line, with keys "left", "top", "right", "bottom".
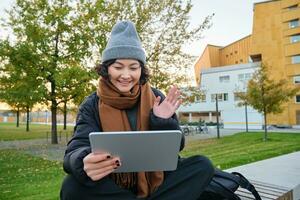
{"left": 95, "top": 59, "right": 150, "bottom": 85}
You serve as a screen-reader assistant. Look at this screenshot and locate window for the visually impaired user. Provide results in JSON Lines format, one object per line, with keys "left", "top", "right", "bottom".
{"left": 291, "top": 34, "right": 300, "bottom": 43}
{"left": 289, "top": 19, "right": 299, "bottom": 28}
{"left": 238, "top": 73, "right": 252, "bottom": 82}
{"left": 234, "top": 92, "right": 245, "bottom": 101}
{"left": 287, "top": 4, "right": 298, "bottom": 10}
{"left": 199, "top": 95, "right": 206, "bottom": 102}
{"left": 240, "top": 59, "right": 243, "bottom": 62}
{"left": 296, "top": 95, "right": 300, "bottom": 103}
{"left": 211, "top": 93, "right": 228, "bottom": 102}
{"left": 219, "top": 75, "right": 230, "bottom": 83}
{"left": 195, "top": 95, "right": 206, "bottom": 103}
{"left": 292, "top": 55, "right": 300, "bottom": 64}
{"left": 224, "top": 93, "right": 228, "bottom": 101}
{"left": 295, "top": 76, "right": 300, "bottom": 84}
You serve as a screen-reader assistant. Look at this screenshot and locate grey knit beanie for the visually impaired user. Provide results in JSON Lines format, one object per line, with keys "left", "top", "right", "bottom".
{"left": 102, "top": 20, "right": 146, "bottom": 64}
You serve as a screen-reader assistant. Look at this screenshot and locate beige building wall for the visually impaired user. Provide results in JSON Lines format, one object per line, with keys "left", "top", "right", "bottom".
{"left": 194, "top": 45, "right": 221, "bottom": 84}
{"left": 250, "top": 0, "right": 300, "bottom": 125}
{"left": 219, "top": 35, "right": 252, "bottom": 66}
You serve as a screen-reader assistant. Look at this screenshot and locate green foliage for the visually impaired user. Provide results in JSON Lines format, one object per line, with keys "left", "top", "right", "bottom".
{"left": 0, "top": 42, "right": 45, "bottom": 111}
{"left": 237, "top": 63, "right": 300, "bottom": 140}
{"left": 1, "top": 0, "right": 213, "bottom": 142}
{"left": 97, "top": 0, "right": 214, "bottom": 91}
{"left": 180, "top": 86, "right": 206, "bottom": 105}
{"left": 241, "top": 63, "right": 299, "bottom": 114}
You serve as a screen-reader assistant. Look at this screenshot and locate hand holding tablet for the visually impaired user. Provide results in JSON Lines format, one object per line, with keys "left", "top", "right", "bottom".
{"left": 89, "top": 130, "right": 182, "bottom": 173}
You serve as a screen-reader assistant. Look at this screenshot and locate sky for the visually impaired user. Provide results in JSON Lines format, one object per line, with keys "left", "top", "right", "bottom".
{"left": 0, "top": 0, "right": 266, "bottom": 57}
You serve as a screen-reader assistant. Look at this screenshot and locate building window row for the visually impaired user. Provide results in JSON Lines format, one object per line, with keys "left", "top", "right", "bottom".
{"left": 195, "top": 95, "right": 206, "bottom": 103}
{"left": 290, "top": 34, "right": 300, "bottom": 43}
{"left": 294, "top": 76, "right": 300, "bottom": 84}
{"left": 292, "top": 55, "right": 300, "bottom": 64}
{"left": 289, "top": 19, "right": 299, "bottom": 28}
{"left": 211, "top": 93, "right": 228, "bottom": 102}
{"left": 238, "top": 73, "right": 252, "bottom": 82}
{"left": 287, "top": 4, "right": 298, "bottom": 10}
{"left": 296, "top": 95, "right": 300, "bottom": 103}
{"left": 219, "top": 75, "right": 230, "bottom": 83}
{"left": 234, "top": 92, "right": 245, "bottom": 101}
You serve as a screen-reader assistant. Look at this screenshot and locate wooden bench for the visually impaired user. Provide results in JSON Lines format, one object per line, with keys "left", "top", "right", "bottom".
{"left": 236, "top": 180, "right": 293, "bottom": 200}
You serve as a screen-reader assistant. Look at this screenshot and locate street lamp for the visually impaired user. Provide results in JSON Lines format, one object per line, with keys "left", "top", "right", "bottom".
{"left": 215, "top": 94, "right": 220, "bottom": 139}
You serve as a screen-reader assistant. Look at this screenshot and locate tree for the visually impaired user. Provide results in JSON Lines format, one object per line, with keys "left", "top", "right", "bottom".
{"left": 0, "top": 42, "right": 45, "bottom": 131}
{"left": 1, "top": 0, "right": 107, "bottom": 143}
{"left": 98, "top": 0, "right": 214, "bottom": 92}
{"left": 1, "top": 0, "right": 212, "bottom": 143}
{"left": 237, "top": 63, "right": 299, "bottom": 141}
{"left": 56, "top": 66, "right": 96, "bottom": 130}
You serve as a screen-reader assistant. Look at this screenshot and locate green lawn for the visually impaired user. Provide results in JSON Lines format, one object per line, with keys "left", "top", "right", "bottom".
{"left": 0, "top": 150, "right": 65, "bottom": 200}
{"left": 180, "top": 132, "right": 300, "bottom": 169}
{"left": 1, "top": 125, "right": 300, "bottom": 199}
{"left": 0, "top": 123, "right": 73, "bottom": 141}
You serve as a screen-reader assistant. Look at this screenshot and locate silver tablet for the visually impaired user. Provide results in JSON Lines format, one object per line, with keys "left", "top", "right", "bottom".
{"left": 89, "top": 130, "right": 182, "bottom": 173}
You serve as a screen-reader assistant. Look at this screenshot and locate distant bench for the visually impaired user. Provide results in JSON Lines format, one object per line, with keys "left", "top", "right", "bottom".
{"left": 236, "top": 180, "right": 293, "bottom": 200}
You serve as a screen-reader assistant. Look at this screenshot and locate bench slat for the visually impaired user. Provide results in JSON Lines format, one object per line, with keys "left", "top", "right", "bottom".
{"left": 235, "top": 180, "right": 292, "bottom": 200}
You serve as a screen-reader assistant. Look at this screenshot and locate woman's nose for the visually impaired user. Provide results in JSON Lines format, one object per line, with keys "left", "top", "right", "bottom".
{"left": 120, "top": 69, "right": 130, "bottom": 78}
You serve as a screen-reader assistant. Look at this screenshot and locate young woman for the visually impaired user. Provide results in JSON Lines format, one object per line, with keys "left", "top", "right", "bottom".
{"left": 60, "top": 20, "right": 214, "bottom": 200}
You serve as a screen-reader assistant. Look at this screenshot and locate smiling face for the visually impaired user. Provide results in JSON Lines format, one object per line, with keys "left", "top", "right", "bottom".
{"left": 108, "top": 59, "right": 142, "bottom": 92}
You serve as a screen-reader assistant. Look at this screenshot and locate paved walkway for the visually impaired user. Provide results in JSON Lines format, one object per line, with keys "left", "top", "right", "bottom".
{"left": 226, "top": 151, "right": 300, "bottom": 200}
{"left": 0, "top": 138, "right": 67, "bottom": 161}
{"left": 185, "top": 127, "right": 300, "bottom": 141}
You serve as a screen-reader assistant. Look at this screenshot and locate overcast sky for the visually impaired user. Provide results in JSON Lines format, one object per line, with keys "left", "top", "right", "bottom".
{"left": 0, "top": 0, "right": 266, "bottom": 57}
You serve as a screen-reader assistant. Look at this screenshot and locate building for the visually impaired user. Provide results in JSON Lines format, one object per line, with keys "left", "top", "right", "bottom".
{"left": 180, "top": 0, "right": 300, "bottom": 128}
{"left": 178, "top": 62, "right": 263, "bottom": 129}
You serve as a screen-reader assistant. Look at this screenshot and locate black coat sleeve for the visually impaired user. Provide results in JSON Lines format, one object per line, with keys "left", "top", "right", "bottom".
{"left": 150, "top": 88, "right": 185, "bottom": 151}
{"left": 63, "top": 92, "right": 101, "bottom": 186}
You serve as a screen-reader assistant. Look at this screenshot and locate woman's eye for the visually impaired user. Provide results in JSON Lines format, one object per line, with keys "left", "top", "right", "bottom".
{"left": 113, "top": 66, "right": 122, "bottom": 70}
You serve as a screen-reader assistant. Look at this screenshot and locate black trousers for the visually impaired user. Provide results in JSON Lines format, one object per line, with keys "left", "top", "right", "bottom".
{"left": 60, "top": 155, "right": 214, "bottom": 200}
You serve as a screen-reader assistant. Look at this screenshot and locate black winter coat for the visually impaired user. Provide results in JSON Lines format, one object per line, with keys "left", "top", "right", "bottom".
{"left": 63, "top": 88, "right": 185, "bottom": 186}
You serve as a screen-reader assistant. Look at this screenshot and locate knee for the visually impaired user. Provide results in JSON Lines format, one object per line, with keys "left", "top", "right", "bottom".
{"left": 192, "top": 155, "right": 214, "bottom": 177}
{"left": 60, "top": 175, "right": 83, "bottom": 200}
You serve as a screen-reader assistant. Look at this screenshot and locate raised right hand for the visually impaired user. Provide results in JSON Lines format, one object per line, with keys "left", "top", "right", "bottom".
{"left": 83, "top": 152, "right": 121, "bottom": 181}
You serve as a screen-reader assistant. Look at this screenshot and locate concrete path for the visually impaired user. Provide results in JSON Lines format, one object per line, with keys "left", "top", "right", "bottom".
{"left": 185, "top": 127, "right": 300, "bottom": 141}
{"left": 226, "top": 151, "right": 300, "bottom": 200}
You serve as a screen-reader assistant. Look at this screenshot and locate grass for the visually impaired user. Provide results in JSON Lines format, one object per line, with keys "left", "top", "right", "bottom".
{"left": 0, "top": 150, "right": 65, "bottom": 200}
{"left": 0, "top": 122, "right": 73, "bottom": 141}
{"left": 1, "top": 124, "right": 300, "bottom": 199}
{"left": 180, "top": 132, "right": 300, "bottom": 169}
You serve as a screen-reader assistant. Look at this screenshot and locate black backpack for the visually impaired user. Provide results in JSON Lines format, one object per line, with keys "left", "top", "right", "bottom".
{"left": 200, "top": 169, "right": 262, "bottom": 200}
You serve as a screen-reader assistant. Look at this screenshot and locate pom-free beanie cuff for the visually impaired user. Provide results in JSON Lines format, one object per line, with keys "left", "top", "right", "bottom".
{"left": 102, "top": 45, "right": 146, "bottom": 65}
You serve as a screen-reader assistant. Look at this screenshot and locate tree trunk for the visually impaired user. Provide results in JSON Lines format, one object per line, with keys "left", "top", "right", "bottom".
{"left": 263, "top": 109, "right": 267, "bottom": 142}
{"left": 51, "top": 100, "right": 58, "bottom": 144}
{"left": 50, "top": 28, "right": 60, "bottom": 144}
{"left": 26, "top": 106, "right": 30, "bottom": 132}
{"left": 16, "top": 107, "right": 20, "bottom": 127}
{"left": 63, "top": 101, "right": 67, "bottom": 130}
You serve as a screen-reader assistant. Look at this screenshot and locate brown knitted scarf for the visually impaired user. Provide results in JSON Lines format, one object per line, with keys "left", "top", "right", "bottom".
{"left": 97, "top": 78, "right": 164, "bottom": 198}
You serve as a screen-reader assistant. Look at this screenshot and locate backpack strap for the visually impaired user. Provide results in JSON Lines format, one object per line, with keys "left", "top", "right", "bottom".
{"left": 211, "top": 178, "right": 241, "bottom": 200}
{"left": 232, "top": 172, "right": 262, "bottom": 200}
